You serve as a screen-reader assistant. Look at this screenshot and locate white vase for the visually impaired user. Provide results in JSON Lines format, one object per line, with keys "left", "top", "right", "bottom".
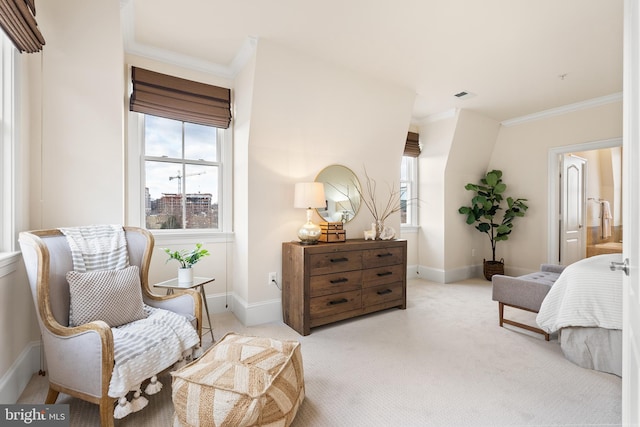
{"left": 178, "top": 267, "right": 193, "bottom": 285}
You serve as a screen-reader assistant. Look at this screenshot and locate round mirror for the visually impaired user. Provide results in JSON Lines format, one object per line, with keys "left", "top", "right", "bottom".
{"left": 315, "top": 165, "right": 362, "bottom": 223}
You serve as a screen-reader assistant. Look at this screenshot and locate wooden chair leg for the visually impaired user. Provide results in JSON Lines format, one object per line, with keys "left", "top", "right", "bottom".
{"left": 99, "top": 398, "right": 115, "bottom": 427}
{"left": 498, "top": 302, "right": 504, "bottom": 327}
{"left": 45, "top": 387, "right": 59, "bottom": 404}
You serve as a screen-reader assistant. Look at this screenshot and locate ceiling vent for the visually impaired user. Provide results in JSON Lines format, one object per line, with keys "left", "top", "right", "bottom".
{"left": 454, "top": 91, "right": 476, "bottom": 100}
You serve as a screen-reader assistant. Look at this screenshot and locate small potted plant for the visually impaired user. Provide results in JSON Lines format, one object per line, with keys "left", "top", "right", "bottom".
{"left": 162, "top": 243, "right": 210, "bottom": 285}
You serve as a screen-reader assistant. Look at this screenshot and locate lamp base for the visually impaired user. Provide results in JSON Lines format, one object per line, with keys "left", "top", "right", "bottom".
{"left": 297, "top": 220, "right": 322, "bottom": 245}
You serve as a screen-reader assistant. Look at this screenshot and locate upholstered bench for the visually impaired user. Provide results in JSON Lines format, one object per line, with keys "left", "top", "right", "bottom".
{"left": 171, "top": 332, "right": 305, "bottom": 427}
{"left": 491, "top": 264, "right": 566, "bottom": 340}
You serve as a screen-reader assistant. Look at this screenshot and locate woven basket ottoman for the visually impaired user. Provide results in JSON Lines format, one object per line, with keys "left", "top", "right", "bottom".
{"left": 171, "top": 332, "right": 305, "bottom": 427}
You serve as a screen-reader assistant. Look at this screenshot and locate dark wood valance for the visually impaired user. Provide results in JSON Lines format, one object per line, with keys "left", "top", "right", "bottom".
{"left": 130, "top": 67, "right": 232, "bottom": 129}
{"left": 0, "top": 0, "right": 45, "bottom": 53}
{"left": 404, "top": 132, "right": 421, "bottom": 157}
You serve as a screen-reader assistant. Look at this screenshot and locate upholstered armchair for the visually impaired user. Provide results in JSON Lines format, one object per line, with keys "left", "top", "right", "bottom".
{"left": 19, "top": 227, "right": 202, "bottom": 427}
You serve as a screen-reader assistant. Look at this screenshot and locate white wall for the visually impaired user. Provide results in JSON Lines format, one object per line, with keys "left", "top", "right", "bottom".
{"left": 445, "top": 110, "right": 501, "bottom": 273}
{"left": 29, "top": 0, "right": 125, "bottom": 229}
{"left": 234, "top": 39, "right": 415, "bottom": 320}
{"left": 416, "top": 112, "right": 458, "bottom": 280}
{"left": 416, "top": 109, "right": 500, "bottom": 282}
{"left": 488, "top": 101, "right": 622, "bottom": 273}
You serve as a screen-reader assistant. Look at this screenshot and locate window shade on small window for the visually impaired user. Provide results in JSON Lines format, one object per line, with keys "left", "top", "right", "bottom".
{"left": 130, "top": 67, "right": 232, "bottom": 129}
{"left": 0, "top": 0, "right": 45, "bottom": 53}
{"left": 404, "top": 132, "right": 420, "bottom": 157}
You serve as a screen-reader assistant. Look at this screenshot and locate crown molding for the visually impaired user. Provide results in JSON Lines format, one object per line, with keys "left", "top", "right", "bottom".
{"left": 120, "top": 0, "right": 256, "bottom": 80}
{"left": 501, "top": 92, "right": 623, "bottom": 127}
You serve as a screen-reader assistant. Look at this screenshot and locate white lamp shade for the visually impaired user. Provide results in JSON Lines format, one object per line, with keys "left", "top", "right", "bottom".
{"left": 294, "top": 182, "right": 326, "bottom": 209}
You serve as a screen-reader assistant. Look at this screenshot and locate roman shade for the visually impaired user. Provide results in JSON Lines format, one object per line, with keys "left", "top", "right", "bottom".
{"left": 404, "top": 132, "right": 420, "bottom": 157}
{"left": 130, "top": 67, "right": 232, "bottom": 129}
{"left": 0, "top": 0, "right": 45, "bottom": 53}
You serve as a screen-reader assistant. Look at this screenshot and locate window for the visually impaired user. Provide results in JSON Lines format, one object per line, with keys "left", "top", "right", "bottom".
{"left": 142, "top": 115, "right": 222, "bottom": 230}
{"left": 400, "top": 155, "right": 418, "bottom": 226}
{"left": 0, "top": 30, "right": 21, "bottom": 277}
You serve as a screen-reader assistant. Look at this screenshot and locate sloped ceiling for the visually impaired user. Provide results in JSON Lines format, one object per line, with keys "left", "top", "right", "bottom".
{"left": 122, "top": 0, "right": 623, "bottom": 123}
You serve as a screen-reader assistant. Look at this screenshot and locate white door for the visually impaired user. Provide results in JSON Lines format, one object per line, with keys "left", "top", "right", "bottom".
{"left": 621, "top": 0, "right": 640, "bottom": 423}
{"left": 560, "top": 154, "right": 586, "bottom": 265}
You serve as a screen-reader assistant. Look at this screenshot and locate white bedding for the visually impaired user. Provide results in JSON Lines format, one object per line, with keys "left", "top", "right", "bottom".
{"left": 536, "top": 254, "right": 622, "bottom": 334}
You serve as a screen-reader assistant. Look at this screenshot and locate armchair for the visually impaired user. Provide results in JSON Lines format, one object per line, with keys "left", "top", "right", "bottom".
{"left": 19, "top": 226, "right": 202, "bottom": 427}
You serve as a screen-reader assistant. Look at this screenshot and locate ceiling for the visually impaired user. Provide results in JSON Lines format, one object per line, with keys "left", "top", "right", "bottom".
{"left": 122, "top": 0, "right": 623, "bottom": 123}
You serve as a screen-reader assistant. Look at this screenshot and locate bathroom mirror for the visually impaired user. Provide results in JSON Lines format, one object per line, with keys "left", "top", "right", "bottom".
{"left": 315, "top": 165, "right": 362, "bottom": 223}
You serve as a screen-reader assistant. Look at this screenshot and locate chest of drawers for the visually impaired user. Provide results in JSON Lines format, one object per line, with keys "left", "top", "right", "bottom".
{"left": 282, "top": 239, "right": 407, "bottom": 335}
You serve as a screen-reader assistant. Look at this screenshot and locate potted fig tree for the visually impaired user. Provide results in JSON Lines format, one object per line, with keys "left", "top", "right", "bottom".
{"left": 458, "top": 170, "right": 528, "bottom": 280}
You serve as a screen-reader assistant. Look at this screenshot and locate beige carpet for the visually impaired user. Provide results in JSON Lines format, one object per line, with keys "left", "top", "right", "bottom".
{"left": 17, "top": 278, "right": 622, "bottom": 426}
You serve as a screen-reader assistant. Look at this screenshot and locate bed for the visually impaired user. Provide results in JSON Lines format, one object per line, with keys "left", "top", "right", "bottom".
{"left": 536, "top": 253, "right": 623, "bottom": 376}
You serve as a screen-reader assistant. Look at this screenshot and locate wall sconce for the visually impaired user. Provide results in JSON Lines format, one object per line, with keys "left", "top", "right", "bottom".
{"left": 294, "top": 182, "right": 326, "bottom": 245}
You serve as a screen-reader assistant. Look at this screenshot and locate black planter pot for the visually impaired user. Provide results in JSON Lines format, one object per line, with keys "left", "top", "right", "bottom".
{"left": 483, "top": 258, "right": 504, "bottom": 281}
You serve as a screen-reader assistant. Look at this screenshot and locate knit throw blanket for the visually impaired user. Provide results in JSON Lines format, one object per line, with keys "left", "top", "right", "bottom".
{"left": 59, "top": 224, "right": 129, "bottom": 272}
{"left": 110, "top": 305, "right": 200, "bottom": 398}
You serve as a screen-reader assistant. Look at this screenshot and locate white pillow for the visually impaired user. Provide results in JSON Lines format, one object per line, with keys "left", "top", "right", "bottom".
{"left": 66, "top": 265, "right": 147, "bottom": 327}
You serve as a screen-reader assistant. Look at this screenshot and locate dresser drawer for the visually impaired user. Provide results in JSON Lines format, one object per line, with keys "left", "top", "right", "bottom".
{"left": 363, "top": 246, "right": 403, "bottom": 268}
{"left": 310, "top": 290, "right": 362, "bottom": 319}
{"left": 362, "top": 282, "right": 403, "bottom": 307}
{"left": 309, "top": 251, "right": 363, "bottom": 275}
{"left": 362, "top": 264, "right": 404, "bottom": 288}
{"left": 310, "top": 270, "right": 362, "bottom": 297}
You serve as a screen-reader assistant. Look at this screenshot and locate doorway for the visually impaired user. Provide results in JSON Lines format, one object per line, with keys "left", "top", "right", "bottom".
{"left": 548, "top": 138, "right": 623, "bottom": 265}
{"left": 560, "top": 154, "right": 587, "bottom": 266}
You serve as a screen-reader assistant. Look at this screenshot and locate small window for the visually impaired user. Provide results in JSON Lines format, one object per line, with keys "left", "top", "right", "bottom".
{"left": 400, "top": 156, "right": 418, "bottom": 226}
{"left": 143, "top": 115, "right": 222, "bottom": 230}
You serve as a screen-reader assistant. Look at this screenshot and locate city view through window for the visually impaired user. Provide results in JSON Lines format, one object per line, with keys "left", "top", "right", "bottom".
{"left": 143, "top": 116, "right": 220, "bottom": 230}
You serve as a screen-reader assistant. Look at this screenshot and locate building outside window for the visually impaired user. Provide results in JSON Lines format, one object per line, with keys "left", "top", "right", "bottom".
{"left": 143, "top": 115, "right": 221, "bottom": 230}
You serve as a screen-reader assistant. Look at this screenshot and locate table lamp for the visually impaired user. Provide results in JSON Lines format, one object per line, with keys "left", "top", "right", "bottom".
{"left": 294, "top": 182, "right": 326, "bottom": 244}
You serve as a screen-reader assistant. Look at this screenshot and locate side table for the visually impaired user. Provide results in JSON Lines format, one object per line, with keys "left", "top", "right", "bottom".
{"left": 154, "top": 276, "right": 215, "bottom": 342}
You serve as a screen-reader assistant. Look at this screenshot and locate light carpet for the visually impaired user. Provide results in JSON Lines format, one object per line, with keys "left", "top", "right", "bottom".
{"left": 17, "top": 278, "right": 622, "bottom": 426}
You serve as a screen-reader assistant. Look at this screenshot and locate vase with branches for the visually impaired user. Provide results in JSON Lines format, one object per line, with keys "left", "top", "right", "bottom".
{"left": 355, "top": 168, "right": 402, "bottom": 240}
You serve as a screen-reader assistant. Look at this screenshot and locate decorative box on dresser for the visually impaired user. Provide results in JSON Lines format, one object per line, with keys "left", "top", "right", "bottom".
{"left": 282, "top": 239, "right": 407, "bottom": 336}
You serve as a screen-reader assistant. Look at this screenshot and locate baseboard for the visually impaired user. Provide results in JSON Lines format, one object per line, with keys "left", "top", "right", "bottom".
{"left": 227, "top": 294, "right": 282, "bottom": 327}
{"left": 205, "top": 292, "right": 236, "bottom": 314}
{"left": 0, "top": 341, "right": 41, "bottom": 403}
{"left": 416, "top": 264, "right": 483, "bottom": 283}
{"left": 406, "top": 264, "right": 420, "bottom": 279}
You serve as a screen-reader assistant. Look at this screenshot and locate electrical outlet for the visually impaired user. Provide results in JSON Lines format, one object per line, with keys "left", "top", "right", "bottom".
{"left": 268, "top": 272, "right": 277, "bottom": 286}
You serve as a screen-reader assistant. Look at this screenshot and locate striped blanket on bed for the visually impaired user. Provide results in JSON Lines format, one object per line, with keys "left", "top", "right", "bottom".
{"left": 536, "top": 253, "right": 623, "bottom": 334}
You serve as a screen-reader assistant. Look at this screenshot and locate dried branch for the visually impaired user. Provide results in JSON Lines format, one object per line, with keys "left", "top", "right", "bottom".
{"left": 355, "top": 167, "right": 402, "bottom": 223}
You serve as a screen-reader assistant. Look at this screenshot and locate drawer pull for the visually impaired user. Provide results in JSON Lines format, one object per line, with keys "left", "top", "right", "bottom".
{"left": 330, "top": 257, "right": 349, "bottom": 263}
{"left": 377, "top": 289, "right": 393, "bottom": 295}
{"left": 328, "top": 298, "right": 349, "bottom": 305}
{"left": 376, "top": 252, "right": 393, "bottom": 258}
{"left": 376, "top": 271, "right": 393, "bottom": 277}
{"left": 330, "top": 277, "right": 349, "bottom": 284}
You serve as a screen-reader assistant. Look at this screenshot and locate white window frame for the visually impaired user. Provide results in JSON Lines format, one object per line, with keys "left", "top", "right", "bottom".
{"left": 0, "top": 31, "right": 21, "bottom": 277}
{"left": 126, "top": 111, "right": 234, "bottom": 244}
{"left": 401, "top": 155, "right": 419, "bottom": 232}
